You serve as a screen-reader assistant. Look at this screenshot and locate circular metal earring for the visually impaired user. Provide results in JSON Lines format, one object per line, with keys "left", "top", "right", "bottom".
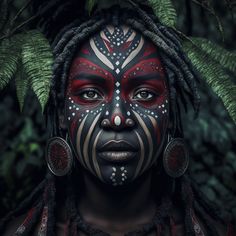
{"left": 46, "top": 136, "right": 73, "bottom": 176}
{"left": 163, "top": 137, "right": 189, "bottom": 178}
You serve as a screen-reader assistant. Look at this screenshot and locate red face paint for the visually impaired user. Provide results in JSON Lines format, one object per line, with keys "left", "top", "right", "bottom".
{"left": 65, "top": 25, "right": 169, "bottom": 186}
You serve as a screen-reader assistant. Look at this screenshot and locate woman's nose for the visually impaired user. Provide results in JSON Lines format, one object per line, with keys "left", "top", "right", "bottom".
{"left": 100, "top": 107, "right": 135, "bottom": 130}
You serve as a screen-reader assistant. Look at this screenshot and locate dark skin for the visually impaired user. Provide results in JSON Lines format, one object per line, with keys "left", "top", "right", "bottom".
{"left": 76, "top": 168, "right": 157, "bottom": 235}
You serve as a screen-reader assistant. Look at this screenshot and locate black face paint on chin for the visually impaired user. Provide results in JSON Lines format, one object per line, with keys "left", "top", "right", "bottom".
{"left": 65, "top": 25, "right": 169, "bottom": 186}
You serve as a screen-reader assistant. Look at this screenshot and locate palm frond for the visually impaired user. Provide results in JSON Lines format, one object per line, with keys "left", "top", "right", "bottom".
{"left": 183, "top": 41, "right": 236, "bottom": 124}
{"left": 0, "top": 39, "right": 19, "bottom": 90}
{"left": 21, "top": 30, "right": 53, "bottom": 111}
{"left": 190, "top": 37, "right": 236, "bottom": 74}
{"left": 148, "top": 0, "right": 177, "bottom": 27}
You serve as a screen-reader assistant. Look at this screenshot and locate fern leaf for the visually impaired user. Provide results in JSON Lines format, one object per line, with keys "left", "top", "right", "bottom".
{"left": 148, "top": 0, "right": 177, "bottom": 27}
{"left": 86, "top": 0, "right": 98, "bottom": 15}
{"left": 15, "top": 65, "right": 30, "bottom": 111}
{"left": 0, "top": 39, "right": 19, "bottom": 90}
{"left": 183, "top": 41, "right": 236, "bottom": 124}
{"left": 190, "top": 37, "right": 236, "bottom": 74}
{"left": 21, "top": 30, "right": 53, "bottom": 111}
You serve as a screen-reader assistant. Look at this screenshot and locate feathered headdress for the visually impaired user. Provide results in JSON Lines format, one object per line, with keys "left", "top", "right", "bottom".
{"left": 0, "top": 0, "right": 235, "bottom": 124}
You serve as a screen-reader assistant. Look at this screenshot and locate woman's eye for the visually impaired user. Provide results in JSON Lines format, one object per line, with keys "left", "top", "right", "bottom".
{"left": 133, "top": 90, "right": 155, "bottom": 100}
{"left": 80, "top": 89, "right": 102, "bottom": 100}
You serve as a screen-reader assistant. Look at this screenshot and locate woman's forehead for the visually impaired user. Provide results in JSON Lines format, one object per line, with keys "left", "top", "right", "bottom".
{"left": 70, "top": 24, "right": 165, "bottom": 81}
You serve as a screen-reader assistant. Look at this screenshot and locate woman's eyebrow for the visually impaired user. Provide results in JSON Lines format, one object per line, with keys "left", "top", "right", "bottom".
{"left": 125, "top": 73, "right": 162, "bottom": 81}
{"left": 73, "top": 73, "right": 107, "bottom": 83}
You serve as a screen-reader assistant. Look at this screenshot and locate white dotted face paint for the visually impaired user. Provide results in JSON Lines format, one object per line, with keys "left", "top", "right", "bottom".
{"left": 65, "top": 25, "right": 170, "bottom": 187}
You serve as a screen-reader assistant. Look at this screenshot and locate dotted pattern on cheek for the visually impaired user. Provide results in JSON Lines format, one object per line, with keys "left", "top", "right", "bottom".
{"left": 67, "top": 96, "right": 106, "bottom": 123}
{"left": 127, "top": 99, "right": 169, "bottom": 120}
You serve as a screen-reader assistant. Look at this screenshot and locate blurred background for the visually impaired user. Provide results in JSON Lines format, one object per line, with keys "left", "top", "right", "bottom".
{"left": 0, "top": 0, "right": 236, "bottom": 219}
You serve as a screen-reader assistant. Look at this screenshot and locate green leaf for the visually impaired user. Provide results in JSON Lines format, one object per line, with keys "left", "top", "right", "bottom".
{"left": 0, "top": 39, "right": 20, "bottom": 90}
{"left": 183, "top": 40, "right": 236, "bottom": 125}
{"left": 190, "top": 37, "right": 236, "bottom": 74}
{"left": 148, "top": 0, "right": 177, "bottom": 27}
{"left": 86, "top": 0, "right": 98, "bottom": 15}
{"left": 21, "top": 30, "right": 53, "bottom": 111}
{"left": 15, "top": 65, "right": 30, "bottom": 111}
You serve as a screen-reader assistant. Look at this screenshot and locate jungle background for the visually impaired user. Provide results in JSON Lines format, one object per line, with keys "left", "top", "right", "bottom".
{"left": 0, "top": 0, "right": 236, "bottom": 220}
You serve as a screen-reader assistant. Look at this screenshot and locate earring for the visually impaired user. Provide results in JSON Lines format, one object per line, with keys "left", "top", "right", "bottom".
{"left": 46, "top": 137, "right": 73, "bottom": 176}
{"left": 163, "top": 137, "right": 189, "bottom": 178}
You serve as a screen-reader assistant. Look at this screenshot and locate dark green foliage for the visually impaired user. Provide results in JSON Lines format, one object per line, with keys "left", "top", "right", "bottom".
{"left": 183, "top": 39, "right": 236, "bottom": 124}
{"left": 190, "top": 37, "right": 236, "bottom": 74}
{"left": 0, "top": 39, "right": 19, "bottom": 90}
{"left": 0, "top": 31, "right": 53, "bottom": 111}
{"left": 22, "top": 31, "right": 52, "bottom": 111}
{"left": 0, "top": 89, "right": 47, "bottom": 218}
{"left": 15, "top": 65, "right": 29, "bottom": 111}
{"left": 148, "top": 0, "right": 177, "bottom": 27}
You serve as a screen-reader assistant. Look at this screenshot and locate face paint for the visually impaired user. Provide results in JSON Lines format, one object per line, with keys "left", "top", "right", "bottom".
{"left": 65, "top": 25, "right": 169, "bottom": 186}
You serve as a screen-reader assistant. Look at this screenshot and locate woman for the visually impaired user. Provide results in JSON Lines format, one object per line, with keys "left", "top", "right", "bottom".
{"left": 0, "top": 1, "right": 233, "bottom": 235}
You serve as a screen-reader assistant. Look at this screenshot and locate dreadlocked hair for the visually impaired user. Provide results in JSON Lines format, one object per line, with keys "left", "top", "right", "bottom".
{"left": 1, "top": 2, "right": 227, "bottom": 235}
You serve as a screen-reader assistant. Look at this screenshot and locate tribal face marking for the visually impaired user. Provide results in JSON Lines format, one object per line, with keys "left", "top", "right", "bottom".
{"left": 65, "top": 25, "right": 169, "bottom": 186}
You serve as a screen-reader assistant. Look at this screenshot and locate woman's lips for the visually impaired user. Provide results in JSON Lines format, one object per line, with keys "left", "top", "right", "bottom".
{"left": 97, "top": 140, "right": 138, "bottom": 163}
{"left": 98, "top": 151, "right": 137, "bottom": 163}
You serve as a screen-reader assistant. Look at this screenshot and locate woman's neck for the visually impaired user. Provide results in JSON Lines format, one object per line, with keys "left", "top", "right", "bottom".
{"left": 76, "top": 168, "right": 158, "bottom": 233}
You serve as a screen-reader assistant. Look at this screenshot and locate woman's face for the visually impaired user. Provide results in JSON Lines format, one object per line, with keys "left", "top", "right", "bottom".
{"left": 65, "top": 25, "right": 169, "bottom": 186}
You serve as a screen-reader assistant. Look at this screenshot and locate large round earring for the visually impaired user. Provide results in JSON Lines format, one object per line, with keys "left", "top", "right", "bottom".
{"left": 46, "top": 137, "right": 73, "bottom": 176}
{"left": 163, "top": 137, "right": 189, "bottom": 178}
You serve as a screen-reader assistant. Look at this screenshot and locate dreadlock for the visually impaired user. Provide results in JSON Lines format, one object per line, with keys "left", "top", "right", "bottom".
{"left": 0, "top": 2, "right": 228, "bottom": 235}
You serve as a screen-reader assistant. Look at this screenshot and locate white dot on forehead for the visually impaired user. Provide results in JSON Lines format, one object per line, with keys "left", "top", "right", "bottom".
{"left": 115, "top": 68, "right": 120, "bottom": 74}
{"left": 115, "top": 82, "right": 120, "bottom": 87}
{"left": 105, "top": 111, "right": 109, "bottom": 115}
